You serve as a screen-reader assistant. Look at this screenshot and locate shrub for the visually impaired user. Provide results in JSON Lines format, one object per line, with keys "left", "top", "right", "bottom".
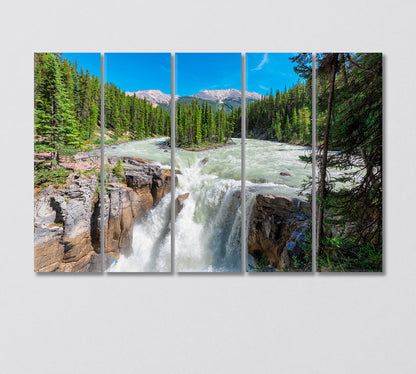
{"left": 34, "top": 163, "right": 70, "bottom": 188}
{"left": 112, "top": 159, "right": 125, "bottom": 183}
{"left": 60, "top": 146, "right": 79, "bottom": 156}
{"left": 248, "top": 255, "right": 270, "bottom": 272}
{"left": 318, "top": 236, "right": 382, "bottom": 272}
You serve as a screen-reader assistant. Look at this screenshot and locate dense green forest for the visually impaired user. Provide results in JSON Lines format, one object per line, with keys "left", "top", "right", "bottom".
{"left": 292, "top": 53, "right": 382, "bottom": 271}
{"left": 34, "top": 53, "right": 312, "bottom": 156}
{"left": 34, "top": 53, "right": 101, "bottom": 158}
{"left": 34, "top": 53, "right": 171, "bottom": 161}
{"left": 175, "top": 101, "right": 241, "bottom": 147}
{"left": 105, "top": 84, "right": 170, "bottom": 140}
{"left": 176, "top": 81, "right": 312, "bottom": 147}
{"left": 243, "top": 82, "right": 312, "bottom": 145}
{"left": 34, "top": 53, "right": 172, "bottom": 187}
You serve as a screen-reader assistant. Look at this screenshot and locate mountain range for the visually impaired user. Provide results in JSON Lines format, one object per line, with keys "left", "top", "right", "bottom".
{"left": 125, "top": 89, "right": 176, "bottom": 104}
{"left": 125, "top": 88, "right": 262, "bottom": 113}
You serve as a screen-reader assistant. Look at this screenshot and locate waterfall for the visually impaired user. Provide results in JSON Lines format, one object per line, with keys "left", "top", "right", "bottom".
{"left": 174, "top": 152, "right": 242, "bottom": 272}
{"left": 106, "top": 137, "right": 313, "bottom": 272}
{"left": 108, "top": 192, "right": 172, "bottom": 272}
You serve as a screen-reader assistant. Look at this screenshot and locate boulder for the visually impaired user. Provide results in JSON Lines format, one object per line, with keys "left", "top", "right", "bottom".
{"left": 200, "top": 157, "right": 209, "bottom": 166}
{"left": 125, "top": 164, "right": 160, "bottom": 190}
{"left": 247, "top": 194, "right": 310, "bottom": 271}
{"left": 175, "top": 193, "right": 189, "bottom": 218}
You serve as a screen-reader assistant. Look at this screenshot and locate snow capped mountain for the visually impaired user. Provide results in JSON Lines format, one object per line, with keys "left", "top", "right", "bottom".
{"left": 125, "top": 89, "right": 175, "bottom": 104}
{"left": 191, "top": 88, "right": 262, "bottom": 102}
{"left": 245, "top": 90, "right": 263, "bottom": 101}
{"left": 191, "top": 88, "right": 241, "bottom": 102}
{"left": 125, "top": 88, "right": 262, "bottom": 106}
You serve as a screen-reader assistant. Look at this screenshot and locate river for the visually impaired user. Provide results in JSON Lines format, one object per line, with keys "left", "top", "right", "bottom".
{"left": 104, "top": 137, "right": 312, "bottom": 272}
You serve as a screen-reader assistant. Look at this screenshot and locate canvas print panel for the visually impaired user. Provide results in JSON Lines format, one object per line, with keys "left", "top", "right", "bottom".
{"left": 175, "top": 53, "right": 242, "bottom": 272}
{"left": 34, "top": 53, "right": 102, "bottom": 272}
{"left": 245, "top": 53, "right": 313, "bottom": 272}
{"left": 103, "top": 53, "right": 172, "bottom": 272}
{"left": 315, "top": 53, "right": 382, "bottom": 272}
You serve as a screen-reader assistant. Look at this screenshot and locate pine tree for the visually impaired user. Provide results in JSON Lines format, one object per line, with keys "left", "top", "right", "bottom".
{"left": 35, "top": 53, "right": 79, "bottom": 167}
{"left": 316, "top": 53, "right": 339, "bottom": 254}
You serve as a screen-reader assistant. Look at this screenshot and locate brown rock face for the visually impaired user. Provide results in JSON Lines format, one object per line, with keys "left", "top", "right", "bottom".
{"left": 247, "top": 194, "right": 310, "bottom": 270}
{"left": 152, "top": 169, "right": 174, "bottom": 206}
{"left": 33, "top": 224, "right": 65, "bottom": 272}
{"left": 101, "top": 158, "right": 176, "bottom": 268}
{"left": 34, "top": 155, "right": 176, "bottom": 272}
{"left": 100, "top": 185, "right": 142, "bottom": 261}
{"left": 34, "top": 175, "right": 99, "bottom": 272}
{"left": 73, "top": 152, "right": 100, "bottom": 172}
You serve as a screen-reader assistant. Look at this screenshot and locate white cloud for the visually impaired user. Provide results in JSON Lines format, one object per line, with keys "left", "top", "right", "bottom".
{"left": 252, "top": 53, "right": 269, "bottom": 71}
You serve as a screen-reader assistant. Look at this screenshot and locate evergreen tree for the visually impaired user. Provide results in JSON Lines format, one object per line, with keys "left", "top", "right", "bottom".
{"left": 35, "top": 53, "right": 80, "bottom": 166}
{"left": 243, "top": 80, "right": 312, "bottom": 145}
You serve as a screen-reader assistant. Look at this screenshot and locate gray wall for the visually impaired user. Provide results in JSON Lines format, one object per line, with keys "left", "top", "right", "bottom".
{"left": 1, "top": 1, "right": 414, "bottom": 373}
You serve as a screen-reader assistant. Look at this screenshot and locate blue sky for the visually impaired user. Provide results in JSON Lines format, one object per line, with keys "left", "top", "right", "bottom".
{"left": 63, "top": 53, "right": 171, "bottom": 93}
{"left": 62, "top": 52, "right": 304, "bottom": 97}
{"left": 105, "top": 53, "right": 171, "bottom": 93}
{"left": 62, "top": 53, "right": 101, "bottom": 79}
{"left": 246, "top": 53, "right": 306, "bottom": 95}
{"left": 175, "top": 53, "right": 241, "bottom": 97}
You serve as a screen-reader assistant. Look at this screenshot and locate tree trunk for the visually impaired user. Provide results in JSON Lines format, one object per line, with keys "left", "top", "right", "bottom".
{"left": 360, "top": 147, "right": 374, "bottom": 187}
{"left": 340, "top": 54, "right": 348, "bottom": 86}
{"left": 317, "top": 53, "right": 339, "bottom": 255}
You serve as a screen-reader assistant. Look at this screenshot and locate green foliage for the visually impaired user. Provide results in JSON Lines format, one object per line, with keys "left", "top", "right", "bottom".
{"left": 104, "top": 84, "right": 170, "bottom": 141}
{"left": 176, "top": 96, "right": 243, "bottom": 114}
{"left": 295, "top": 52, "right": 383, "bottom": 271}
{"left": 112, "top": 159, "right": 125, "bottom": 183}
{"left": 34, "top": 142, "right": 53, "bottom": 153}
{"left": 318, "top": 235, "right": 382, "bottom": 272}
{"left": 176, "top": 100, "right": 238, "bottom": 147}
{"left": 248, "top": 255, "right": 270, "bottom": 272}
{"left": 291, "top": 227, "right": 312, "bottom": 272}
{"left": 290, "top": 53, "right": 382, "bottom": 271}
{"left": 95, "top": 164, "right": 111, "bottom": 198}
{"left": 59, "top": 146, "right": 79, "bottom": 156}
{"left": 34, "top": 53, "right": 100, "bottom": 162}
{"left": 243, "top": 81, "right": 312, "bottom": 145}
{"left": 104, "top": 138, "right": 120, "bottom": 146}
{"left": 34, "top": 162, "right": 70, "bottom": 187}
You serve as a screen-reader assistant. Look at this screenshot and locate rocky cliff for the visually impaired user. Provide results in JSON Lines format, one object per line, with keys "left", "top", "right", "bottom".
{"left": 247, "top": 194, "right": 311, "bottom": 271}
{"left": 34, "top": 175, "right": 100, "bottom": 272}
{"left": 97, "top": 156, "right": 176, "bottom": 270}
{"left": 34, "top": 156, "right": 175, "bottom": 272}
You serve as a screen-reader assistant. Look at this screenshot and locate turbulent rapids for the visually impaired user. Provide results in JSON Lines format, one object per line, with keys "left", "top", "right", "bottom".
{"left": 105, "top": 137, "right": 312, "bottom": 272}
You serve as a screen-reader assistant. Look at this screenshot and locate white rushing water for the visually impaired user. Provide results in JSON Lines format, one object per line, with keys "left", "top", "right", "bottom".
{"left": 175, "top": 141, "right": 242, "bottom": 272}
{"left": 106, "top": 138, "right": 172, "bottom": 272}
{"left": 105, "top": 137, "right": 312, "bottom": 272}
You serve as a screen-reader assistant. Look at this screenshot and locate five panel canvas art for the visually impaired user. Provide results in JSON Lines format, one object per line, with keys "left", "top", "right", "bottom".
{"left": 34, "top": 52, "right": 383, "bottom": 273}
